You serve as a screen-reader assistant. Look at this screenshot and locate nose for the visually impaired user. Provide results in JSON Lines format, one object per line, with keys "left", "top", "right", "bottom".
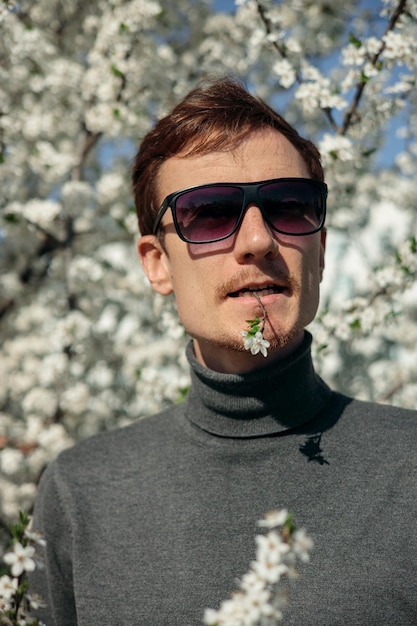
{"left": 233, "top": 204, "right": 279, "bottom": 262}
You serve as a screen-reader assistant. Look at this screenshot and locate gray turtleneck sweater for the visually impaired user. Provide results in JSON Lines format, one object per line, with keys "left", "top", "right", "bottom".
{"left": 32, "top": 333, "right": 417, "bottom": 625}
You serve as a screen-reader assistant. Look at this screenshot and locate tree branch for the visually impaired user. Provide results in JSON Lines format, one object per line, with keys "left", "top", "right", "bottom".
{"left": 72, "top": 128, "right": 103, "bottom": 181}
{"left": 255, "top": 0, "right": 341, "bottom": 132}
{"left": 256, "top": 0, "right": 409, "bottom": 135}
{"left": 340, "top": 0, "right": 408, "bottom": 135}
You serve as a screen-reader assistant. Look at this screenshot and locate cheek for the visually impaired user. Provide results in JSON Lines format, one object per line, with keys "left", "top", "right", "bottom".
{"left": 295, "top": 243, "right": 323, "bottom": 299}
{"left": 169, "top": 262, "right": 211, "bottom": 317}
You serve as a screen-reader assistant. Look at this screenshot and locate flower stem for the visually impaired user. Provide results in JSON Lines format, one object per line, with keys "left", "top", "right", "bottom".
{"left": 253, "top": 291, "right": 267, "bottom": 331}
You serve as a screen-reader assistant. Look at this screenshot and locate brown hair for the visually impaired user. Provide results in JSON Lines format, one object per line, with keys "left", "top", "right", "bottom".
{"left": 131, "top": 77, "right": 324, "bottom": 236}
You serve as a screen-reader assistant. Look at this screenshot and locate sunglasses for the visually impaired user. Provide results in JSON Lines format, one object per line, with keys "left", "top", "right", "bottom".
{"left": 152, "top": 177, "right": 327, "bottom": 244}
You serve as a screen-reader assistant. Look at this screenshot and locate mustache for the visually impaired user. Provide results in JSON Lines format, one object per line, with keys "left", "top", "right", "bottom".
{"left": 215, "top": 268, "right": 300, "bottom": 299}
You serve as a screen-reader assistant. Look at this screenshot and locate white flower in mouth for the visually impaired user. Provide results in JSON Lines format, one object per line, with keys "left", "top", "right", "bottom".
{"left": 241, "top": 292, "right": 270, "bottom": 357}
{"left": 241, "top": 330, "right": 270, "bottom": 357}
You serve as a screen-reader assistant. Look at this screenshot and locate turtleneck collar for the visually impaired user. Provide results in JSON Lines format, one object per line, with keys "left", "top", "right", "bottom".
{"left": 184, "top": 331, "right": 331, "bottom": 438}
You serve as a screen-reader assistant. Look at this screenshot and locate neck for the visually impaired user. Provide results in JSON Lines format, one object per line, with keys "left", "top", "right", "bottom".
{"left": 185, "top": 331, "right": 332, "bottom": 438}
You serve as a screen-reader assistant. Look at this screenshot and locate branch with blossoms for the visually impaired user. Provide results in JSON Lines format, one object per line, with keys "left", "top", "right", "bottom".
{"left": 339, "top": 0, "right": 408, "bottom": 135}
{"left": 204, "top": 509, "right": 313, "bottom": 626}
{"left": 316, "top": 236, "right": 417, "bottom": 344}
{"left": 0, "top": 511, "right": 45, "bottom": 626}
{"left": 312, "top": 237, "right": 417, "bottom": 404}
{"left": 255, "top": 0, "right": 410, "bottom": 135}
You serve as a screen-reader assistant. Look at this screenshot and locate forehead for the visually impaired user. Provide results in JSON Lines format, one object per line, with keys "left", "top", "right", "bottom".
{"left": 156, "top": 129, "right": 310, "bottom": 203}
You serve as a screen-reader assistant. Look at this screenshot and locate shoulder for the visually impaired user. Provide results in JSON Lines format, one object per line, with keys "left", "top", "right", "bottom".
{"left": 343, "top": 396, "right": 417, "bottom": 430}
{"left": 310, "top": 394, "right": 417, "bottom": 490}
{"left": 41, "top": 404, "right": 183, "bottom": 485}
{"left": 328, "top": 393, "right": 417, "bottom": 457}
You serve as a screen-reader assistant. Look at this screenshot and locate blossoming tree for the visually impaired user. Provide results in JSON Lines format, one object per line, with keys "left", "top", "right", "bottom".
{"left": 1, "top": 0, "right": 416, "bottom": 547}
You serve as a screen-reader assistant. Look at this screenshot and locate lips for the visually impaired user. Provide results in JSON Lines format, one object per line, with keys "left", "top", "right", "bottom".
{"left": 228, "top": 283, "right": 287, "bottom": 298}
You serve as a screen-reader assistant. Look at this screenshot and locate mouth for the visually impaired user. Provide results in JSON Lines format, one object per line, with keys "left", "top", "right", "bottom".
{"left": 228, "top": 283, "right": 287, "bottom": 298}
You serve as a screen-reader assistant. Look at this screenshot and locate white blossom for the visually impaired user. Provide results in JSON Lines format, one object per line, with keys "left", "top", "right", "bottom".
{"left": 319, "top": 134, "right": 354, "bottom": 164}
{"left": 3, "top": 542, "right": 36, "bottom": 578}
{"left": 258, "top": 509, "right": 289, "bottom": 529}
{"left": 342, "top": 43, "right": 366, "bottom": 67}
{"left": 273, "top": 59, "right": 296, "bottom": 89}
{"left": 21, "top": 388, "right": 58, "bottom": 420}
{"left": 60, "top": 383, "right": 91, "bottom": 415}
{"left": 0, "top": 574, "right": 18, "bottom": 600}
{"left": 241, "top": 331, "right": 270, "bottom": 357}
{"left": 0, "top": 448, "right": 24, "bottom": 477}
{"left": 365, "top": 36, "right": 382, "bottom": 56}
{"left": 68, "top": 256, "right": 104, "bottom": 284}
{"left": 292, "top": 528, "right": 314, "bottom": 563}
{"left": 61, "top": 180, "right": 94, "bottom": 216}
{"left": 382, "top": 31, "right": 416, "bottom": 62}
{"left": 96, "top": 172, "right": 126, "bottom": 205}
{"left": 6, "top": 199, "right": 62, "bottom": 228}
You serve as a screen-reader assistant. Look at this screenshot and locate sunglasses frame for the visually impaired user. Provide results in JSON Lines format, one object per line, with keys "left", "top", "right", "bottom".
{"left": 152, "top": 177, "right": 328, "bottom": 244}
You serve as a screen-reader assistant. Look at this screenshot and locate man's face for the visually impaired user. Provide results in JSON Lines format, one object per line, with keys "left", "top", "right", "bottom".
{"left": 138, "top": 129, "right": 326, "bottom": 373}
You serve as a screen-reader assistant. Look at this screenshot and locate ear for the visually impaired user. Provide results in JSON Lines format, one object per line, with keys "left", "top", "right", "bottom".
{"left": 137, "top": 235, "right": 173, "bottom": 295}
{"left": 319, "top": 228, "right": 326, "bottom": 282}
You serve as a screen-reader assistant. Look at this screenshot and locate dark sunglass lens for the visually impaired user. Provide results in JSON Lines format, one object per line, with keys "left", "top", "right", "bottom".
{"left": 259, "top": 181, "right": 324, "bottom": 234}
{"left": 175, "top": 187, "right": 244, "bottom": 242}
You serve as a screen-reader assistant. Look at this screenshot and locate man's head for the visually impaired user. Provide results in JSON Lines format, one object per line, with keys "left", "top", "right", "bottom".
{"left": 132, "top": 77, "right": 324, "bottom": 238}
{"left": 134, "top": 78, "right": 327, "bottom": 373}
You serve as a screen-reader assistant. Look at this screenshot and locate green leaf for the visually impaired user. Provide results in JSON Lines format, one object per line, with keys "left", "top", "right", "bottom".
{"left": 3, "top": 212, "right": 21, "bottom": 224}
{"left": 176, "top": 386, "right": 189, "bottom": 403}
{"left": 349, "top": 33, "right": 362, "bottom": 48}
{"left": 362, "top": 147, "right": 376, "bottom": 158}
{"left": 284, "top": 511, "right": 296, "bottom": 535}
{"left": 111, "top": 64, "right": 124, "bottom": 78}
{"left": 19, "top": 510, "right": 30, "bottom": 526}
{"left": 245, "top": 316, "right": 261, "bottom": 325}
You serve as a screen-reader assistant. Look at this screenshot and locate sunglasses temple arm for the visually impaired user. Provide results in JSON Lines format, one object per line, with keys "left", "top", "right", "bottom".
{"left": 152, "top": 201, "right": 169, "bottom": 235}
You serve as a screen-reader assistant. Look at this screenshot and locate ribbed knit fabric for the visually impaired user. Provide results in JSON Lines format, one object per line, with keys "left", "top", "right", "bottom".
{"left": 31, "top": 332, "right": 417, "bottom": 625}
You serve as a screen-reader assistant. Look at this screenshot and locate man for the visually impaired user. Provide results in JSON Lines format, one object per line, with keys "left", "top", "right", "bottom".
{"left": 32, "top": 78, "right": 417, "bottom": 624}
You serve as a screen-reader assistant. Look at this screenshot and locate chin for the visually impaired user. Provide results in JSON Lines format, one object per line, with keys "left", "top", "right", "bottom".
{"left": 208, "top": 325, "right": 304, "bottom": 354}
{"left": 267, "top": 326, "right": 304, "bottom": 350}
